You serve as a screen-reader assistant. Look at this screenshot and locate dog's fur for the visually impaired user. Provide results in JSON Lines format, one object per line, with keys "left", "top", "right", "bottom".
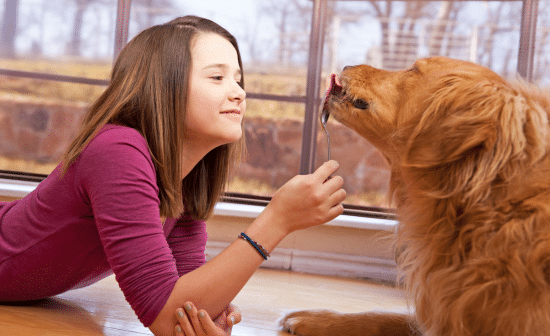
{"left": 280, "top": 57, "right": 550, "bottom": 336}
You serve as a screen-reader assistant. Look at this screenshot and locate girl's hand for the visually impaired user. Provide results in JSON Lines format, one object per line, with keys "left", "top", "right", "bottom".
{"left": 175, "top": 302, "right": 241, "bottom": 336}
{"left": 212, "top": 304, "right": 241, "bottom": 332}
{"left": 265, "top": 160, "right": 346, "bottom": 235}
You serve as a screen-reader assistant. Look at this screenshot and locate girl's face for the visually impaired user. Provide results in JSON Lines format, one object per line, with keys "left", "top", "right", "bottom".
{"left": 185, "top": 33, "right": 246, "bottom": 149}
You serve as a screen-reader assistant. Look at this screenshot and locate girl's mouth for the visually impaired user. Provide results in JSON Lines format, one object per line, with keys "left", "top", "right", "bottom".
{"left": 221, "top": 110, "right": 241, "bottom": 114}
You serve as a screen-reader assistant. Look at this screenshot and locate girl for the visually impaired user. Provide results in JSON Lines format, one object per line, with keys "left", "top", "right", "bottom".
{"left": 0, "top": 16, "right": 346, "bottom": 336}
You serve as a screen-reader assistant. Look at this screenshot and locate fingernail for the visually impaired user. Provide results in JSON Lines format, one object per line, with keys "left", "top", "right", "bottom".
{"left": 176, "top": 325, "right": 182, "bottom": 333}
{"left": 199, "top": 311, "right": 205, "bottom": 318}
{"left": 185, "top": 303, "right": 192, "bottom": 311}
{"left": 177, "top": 309, "right": 184, "bottom": 318}
{"left": 230, "top": 316, "right": 235, "bottom": 325}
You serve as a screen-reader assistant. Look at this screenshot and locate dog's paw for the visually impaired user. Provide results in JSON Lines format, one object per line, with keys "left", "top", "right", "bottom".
{"left": 279, "top": 310, "right": 341, "bottom": 336}
{"left": 279, "top": 310, "right": 418, "bottom": 336}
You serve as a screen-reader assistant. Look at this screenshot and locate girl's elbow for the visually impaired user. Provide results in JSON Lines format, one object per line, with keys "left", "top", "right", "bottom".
{"left": 148, "top": 313, "right": 175, "bottom": 336}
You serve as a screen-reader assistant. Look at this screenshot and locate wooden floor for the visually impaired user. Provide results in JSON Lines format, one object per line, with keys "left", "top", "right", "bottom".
{"left": 0, "top": 268, "right": 409, "bottom": 335}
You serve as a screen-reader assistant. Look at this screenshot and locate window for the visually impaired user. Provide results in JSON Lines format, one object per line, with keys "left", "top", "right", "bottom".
{"left": 0, "top": 0, "right": 114, "bottom": 175}
{"left": 0, "top": 0, "right": 544, "bottom": 218}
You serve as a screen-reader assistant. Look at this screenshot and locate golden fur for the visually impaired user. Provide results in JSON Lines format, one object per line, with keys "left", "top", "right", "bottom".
{"left": 280, "top": 57, "right": 550, "bottom": 336}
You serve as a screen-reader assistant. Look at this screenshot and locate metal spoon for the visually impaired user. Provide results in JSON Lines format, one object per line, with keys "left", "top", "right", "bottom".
{"left": 320, "top": 105, "right": 331, "bottom": 161}
{"left": 320, "top": 73, "right": 340, "bottom": 162}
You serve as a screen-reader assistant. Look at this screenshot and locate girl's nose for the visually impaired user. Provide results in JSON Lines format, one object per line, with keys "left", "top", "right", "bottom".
{"left": 230, "top": 81, "right": 246, "bottom": 101}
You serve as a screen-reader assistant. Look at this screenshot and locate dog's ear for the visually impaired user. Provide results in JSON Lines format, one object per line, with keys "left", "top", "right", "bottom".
{"left": 404, "top": 77, "right": 504, "bottom": 168}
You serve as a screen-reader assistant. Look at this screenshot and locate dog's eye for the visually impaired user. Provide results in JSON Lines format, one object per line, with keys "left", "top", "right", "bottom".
{"left": 353, "top": 99, "right": 369, "bottom": 110}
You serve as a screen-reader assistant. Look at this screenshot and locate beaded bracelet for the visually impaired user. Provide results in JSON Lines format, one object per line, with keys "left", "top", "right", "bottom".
{"left": 238, "top": 232, "right": 270, "bottom": 260}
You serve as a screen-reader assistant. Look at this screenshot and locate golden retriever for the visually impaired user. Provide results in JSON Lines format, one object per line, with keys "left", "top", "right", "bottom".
{"left": 280, "top": 56, "right": 550, "bottom": 336}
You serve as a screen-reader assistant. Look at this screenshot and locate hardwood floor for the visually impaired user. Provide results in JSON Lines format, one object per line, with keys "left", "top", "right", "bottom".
{"left": 0, "top": 268, "right": 409, "bottom": 335}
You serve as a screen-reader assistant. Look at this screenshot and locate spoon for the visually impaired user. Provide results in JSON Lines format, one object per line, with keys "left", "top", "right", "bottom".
{"left": 320, "top": 104, "right": 331, "bottom": 161}
{"left": 320, "top": 74, "right": 342, "bottom": 162}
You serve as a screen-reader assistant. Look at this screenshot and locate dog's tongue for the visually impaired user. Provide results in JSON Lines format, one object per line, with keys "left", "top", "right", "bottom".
{"left": 321, "top": 74, "right": 342, "bottom": 124}
{"left": 325, "top": 74, "right": 342, "bottom": 98}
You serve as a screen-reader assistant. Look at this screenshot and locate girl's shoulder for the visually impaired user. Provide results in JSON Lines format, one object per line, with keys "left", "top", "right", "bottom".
{"left": 75, "top": 124, "right": 157, "bottom": 187}
{"left": 79, "top": 124, "right": 153, "bottom": 168}
{"left": 91, "top": 124, "right": 147, "bottom": 148}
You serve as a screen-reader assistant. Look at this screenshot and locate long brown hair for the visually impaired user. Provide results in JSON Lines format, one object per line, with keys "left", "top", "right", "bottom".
{"left": 63, "top": 16, "right": 245, "bottom": 220}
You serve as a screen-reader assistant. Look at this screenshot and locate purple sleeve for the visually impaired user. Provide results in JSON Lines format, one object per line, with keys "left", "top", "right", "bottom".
{"left": 76, "top": 127, "right": 179, "bottom": 327}
{"left": 167, "top": 216, "right": 208, "bottom": 276}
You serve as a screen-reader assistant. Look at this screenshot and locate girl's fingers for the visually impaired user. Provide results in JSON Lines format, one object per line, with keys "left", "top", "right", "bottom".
{"left": 326, "top": 202, "right": 345, "bottom": 221}
{"left": 175, "top": 323, "right": 185, "bottom": 336}
{"left": 197, "top": 309, "right": 225, "bottom": 335}
{"left": 328, "top": 187, "right": 347, "bottom": 208}
{"left": 176, "top": 302, "right": 238, "bottom": 336}
{"left": 184, "top": 302, "right": 205, "bottom": 336}
{"left": 322, "top": 173, "right": 344, "bottom": 191}
{"left": 176, "top": 307, "right": 194, "bottom": 336}
{"left": 312, "top": 160, "right": 340, "bottom": 183}
{"left": 226, "top": 304, "right": 242, "bottom": 326}
{"left": 322, "top": 175, "right": 346, "bottom": 203}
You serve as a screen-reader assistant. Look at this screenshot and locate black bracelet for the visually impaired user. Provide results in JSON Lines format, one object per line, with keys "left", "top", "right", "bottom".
{"left": 238, "top": 232, "right": 270, "bottom": 260}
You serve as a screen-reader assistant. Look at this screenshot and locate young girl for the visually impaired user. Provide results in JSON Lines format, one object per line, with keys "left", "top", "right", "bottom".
{"left": 0, "top": 16, "right": 346, "bottom": 336}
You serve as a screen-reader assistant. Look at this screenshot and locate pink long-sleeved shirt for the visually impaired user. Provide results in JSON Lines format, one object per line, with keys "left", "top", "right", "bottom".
{"left": 0, "top": 124, "right": 208, "bottom": 326}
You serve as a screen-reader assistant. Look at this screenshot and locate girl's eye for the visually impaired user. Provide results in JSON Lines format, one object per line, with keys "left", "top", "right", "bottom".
{"left": 211, "top": 76, "right": 223, "bottom": 81}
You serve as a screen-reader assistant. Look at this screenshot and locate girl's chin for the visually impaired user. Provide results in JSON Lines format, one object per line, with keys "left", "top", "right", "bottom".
{"left": 218, "top": 129, "right": 243, "bottom": 146}
{"left": 226, "top": 133, "right": 243, "bottom": 144}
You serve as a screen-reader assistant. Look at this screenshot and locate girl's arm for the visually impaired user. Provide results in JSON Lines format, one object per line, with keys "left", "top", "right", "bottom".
{"left": 149, "top": 161, "right": 345, "bottom": 336}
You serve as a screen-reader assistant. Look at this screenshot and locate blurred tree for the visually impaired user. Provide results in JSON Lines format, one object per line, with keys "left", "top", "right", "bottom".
{"left": 476, "top": 1, "right": 515, "bottom": 72}
{"left": 65, "top": 0, "right": 108, "bottom": 56}
{"left": 426, "top": 1, "right": 465, "bottom": 57}
{"left": 533, "top": 0, "right": 549, "bottom": 84}
{"left": 240, "top": 12, "right": 262, "bottom": 65}
{"left": 131, "top": 0, "right": 180, "bottom": 33}
{"left": 258, "top": 0, "right": 367, "bottom": 69}
{"left": 64, "top": 0, "right": 177, "bottom": 57}
{"left": 1, "top": 0, "right": 20, "bottom": 59}
{"left": 260, "top": 0, "right": 312, "bottom": 67}
{"left": 366, "top": 0, "right": 439, "bottom": 70}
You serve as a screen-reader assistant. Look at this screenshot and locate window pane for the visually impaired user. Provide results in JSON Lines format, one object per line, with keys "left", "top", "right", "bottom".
{"left": 535, "top": 0, "right": 550, "bottom": 85}
{"left": 0, "top": 0, "right": 116, "bottom": 79}
{"left": 316, "top": 0, "right": 527, "bottom": 207}
{"left": 0, "top": 74, "right": 107, "bottom": 175}
{"left": 0, "top": 0, "right": 115, "bottom": 175}
{"left": 328, "top": 1, "right": 524, "bottom": 74}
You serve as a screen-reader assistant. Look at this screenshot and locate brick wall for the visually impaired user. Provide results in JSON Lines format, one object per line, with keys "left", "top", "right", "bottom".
{"left": 0, "top": 97, "right": 87, "bottom": 163}
{"left": 241, "top": 116, "right": 390, "bottom": 195}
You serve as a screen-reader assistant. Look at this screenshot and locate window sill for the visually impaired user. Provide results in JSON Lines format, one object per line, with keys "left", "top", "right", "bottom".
{"left": 213, "top": 202, "right": 397, "bottom": 231}
{"left": 0, "top": 177, "right": 398, "bottom": 232}
{"left": 0, "top": 178, "right": 39, "bottom": 198}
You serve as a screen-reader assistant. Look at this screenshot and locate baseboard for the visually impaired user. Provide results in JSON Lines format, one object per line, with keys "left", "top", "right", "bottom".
{"left": 206, "top": 241, "right": 397, "bottom": 283}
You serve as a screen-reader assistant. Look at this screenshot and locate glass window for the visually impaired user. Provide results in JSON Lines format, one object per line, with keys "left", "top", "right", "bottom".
{"left": 1, "top": 0, "right": 115, "bottom": 78}
{"left": 535, "top": 0, "right": 550, "bottom": 85}
{"left": 0, "top": 0, "right": 114, "bottom": 175}
{"left": 0, "top": 0, "right": 545, "bottom": 212}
